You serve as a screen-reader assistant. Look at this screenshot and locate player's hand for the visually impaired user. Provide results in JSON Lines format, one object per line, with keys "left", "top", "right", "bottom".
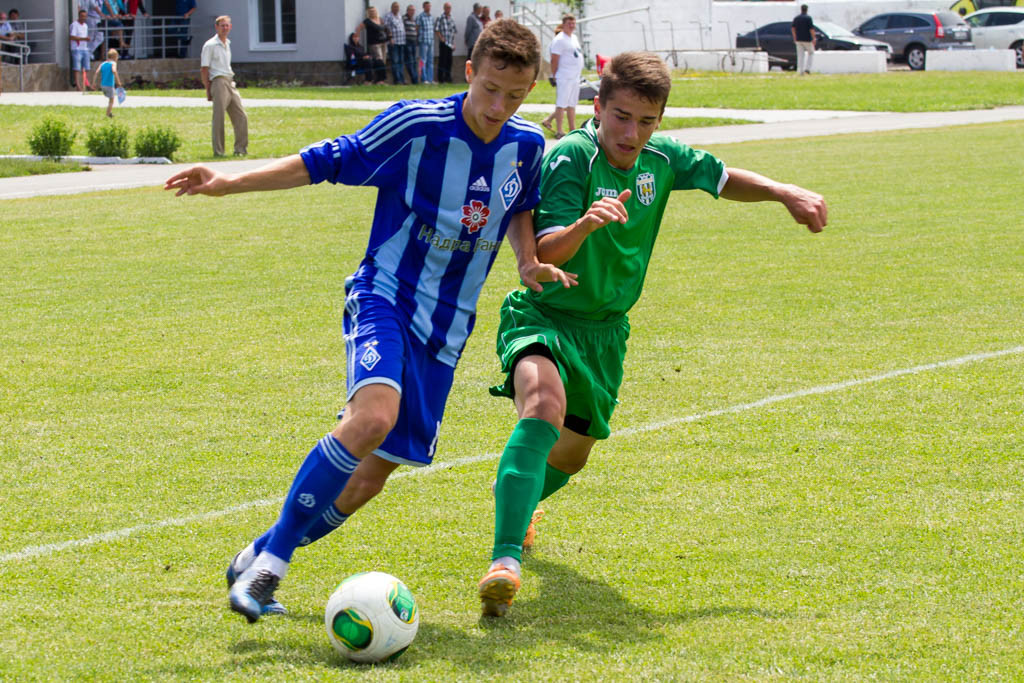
{"left": 519, "top": 261, "right": 578, "bottom": 292}
{"left": 780, "top": 184, "right": 827, "bottom": 233}
{"left": 164, "top": 164, "right": 231, "bottom": 197}
{"left": 578, "top": 189, "right": 631, "bottom": 234}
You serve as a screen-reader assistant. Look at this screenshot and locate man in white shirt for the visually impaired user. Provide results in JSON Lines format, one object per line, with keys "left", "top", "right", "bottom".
{"left": 69, "top": 9, "right": 92, "bottom": 93}
{"left": 544, "top": 15, "right": 583, "bottom": 138}
{"left": 200, "top": 15, "right": 248, "bottom": 156}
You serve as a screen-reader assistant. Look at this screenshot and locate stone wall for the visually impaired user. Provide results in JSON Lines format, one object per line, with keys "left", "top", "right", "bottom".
{"left": 1, "top": 63, "right": 66, "bottom": 92}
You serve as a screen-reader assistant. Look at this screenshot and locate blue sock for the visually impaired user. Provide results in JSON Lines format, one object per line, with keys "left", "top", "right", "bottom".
{"left": 252, "top": 492, "right": 352, "bottom": 555}
{"left": 299, "top": 504, "right": 350, "bottom": 547}
{"left": 262, "top": 434, "right": 360, "bottom": 563}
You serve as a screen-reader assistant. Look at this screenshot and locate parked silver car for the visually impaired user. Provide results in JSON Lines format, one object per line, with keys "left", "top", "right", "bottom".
{"left": 965, "top": 7, "right": 1024, "bottom": 68}
{"left": 854, "top": 11, "right": 973, "bottom": 70}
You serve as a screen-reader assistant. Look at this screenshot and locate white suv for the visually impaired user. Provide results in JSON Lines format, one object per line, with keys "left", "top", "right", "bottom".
{"left": 964, "top": 7, "right": 1024, "bottom": 68}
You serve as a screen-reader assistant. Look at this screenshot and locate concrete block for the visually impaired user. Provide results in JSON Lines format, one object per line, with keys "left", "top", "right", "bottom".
{"left": 673, "top": 50, "right": 769, "bottom": 74}
{"left": 926, "top": 49, "right": 1015, "bottom": 71}
{"left": 811, "top": 50, "right": 887, "bottom": 74}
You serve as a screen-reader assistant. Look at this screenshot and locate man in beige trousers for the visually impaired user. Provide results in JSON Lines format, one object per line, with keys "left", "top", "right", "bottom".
{"left": 201, "top": 15, "right": 248, "bottom": 156}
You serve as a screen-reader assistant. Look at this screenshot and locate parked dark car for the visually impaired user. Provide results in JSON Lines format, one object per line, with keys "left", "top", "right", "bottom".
{"left": 853, "top": 12, "right": 972, "bottom": 70}
{"left": 735, "top": 21, "right": 892, "bottom": 70}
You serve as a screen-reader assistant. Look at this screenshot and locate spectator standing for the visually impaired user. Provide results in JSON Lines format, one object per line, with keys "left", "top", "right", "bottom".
{"left": 545, "top": 14, "right": 583, "bottom": 138}
{"left": 464, "top": 2, "right": 482, "bottom": 56}
{"left": 415, "top": 1, "right": 434, "bottom": 83}
{"left": 0, "top": 12, "right": 11, "bottom": 58}
{"left": 200, "top": 15, "right": 248, "bottom": 157}
{"left": 480, "top": 6, "right": 490, "bottom": 27}
{"left": 383, "top": 2, "right": 406, "bottom": 85}
{"left": 79, "top": 0, "right": 106, "bottom": 56}
{"left": 104, "top": 0, "right": 128, "bottom": 56}
{"left": 791, "top": 4, "right": 815, "bottom": 75}
{"left": 70, "top": 9, "right": 91, "bottom": 93}
{"left": 402, "top": 4, "right": 419, "bottom": 84}
{"left": 171, "top": 0, "right": 195, "bottom": 58}
{"left": 361, "top": 6, "right": 388, "bottom": 84}
{"left": 434, "top": 1, "right": 456, "bottom": 83}
{"left": 2, "top": 9, "right": 24, "bottom": 41}
{"left": 91, "top": 48, "right": 123, "bottom": 117}
{"left": 122, "top": 0, "right": 148, "bottom": 58}
{"left": 494, "top": 9, "right": 503, "bottom": 20}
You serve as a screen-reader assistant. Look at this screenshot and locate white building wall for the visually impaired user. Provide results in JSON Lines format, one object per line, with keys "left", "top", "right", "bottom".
{"left": 188, "top": 0, "right": 345, "bottom": 62}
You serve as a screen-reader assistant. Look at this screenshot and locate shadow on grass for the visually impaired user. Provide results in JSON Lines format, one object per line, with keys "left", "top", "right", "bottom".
{"left": 208, "top": 558, "right": 787, "bottom": 673}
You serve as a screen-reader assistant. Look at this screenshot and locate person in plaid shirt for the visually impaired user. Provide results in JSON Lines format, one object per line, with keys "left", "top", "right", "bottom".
{"left": 402, "top": 4, "right": 419, "bottom": 84}
{"left": 383, "top": 1, "right": 406, "bottom": 85}
{"left": 415, "top": 1, "right": 435, "bottom": 83}
{"left": 434, "top": 1, "right": 457, "bottom": 83}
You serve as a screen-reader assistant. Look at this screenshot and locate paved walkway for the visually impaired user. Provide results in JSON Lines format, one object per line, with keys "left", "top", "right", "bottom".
{"left": 2, "top": 91, "right": 1023, "bottom": 200}
{"left": 0, "top": 90, "right": 875, "bottom": 122}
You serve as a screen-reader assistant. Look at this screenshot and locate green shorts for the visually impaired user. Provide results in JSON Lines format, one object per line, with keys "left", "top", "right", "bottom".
{"left": 488, "top": 290, "right": 630, "bottom": 440}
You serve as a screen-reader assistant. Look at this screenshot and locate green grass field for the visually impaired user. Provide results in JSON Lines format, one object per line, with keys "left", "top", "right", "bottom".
{"left": 0, "top": 158, "right": 86, "bottom": 178}
{"left": 133, "top": 70, "right": 1024, "bottom": 111}
{"left": 1, "top": 119, "right": 1023, "bottom": 680}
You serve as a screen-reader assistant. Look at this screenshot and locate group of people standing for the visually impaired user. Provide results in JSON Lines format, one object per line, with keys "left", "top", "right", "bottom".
{"left": 348, "top": 1, "right": 503, "bottom": 86}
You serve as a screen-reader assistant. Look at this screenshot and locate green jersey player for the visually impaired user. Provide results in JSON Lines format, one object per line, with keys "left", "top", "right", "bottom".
{"left": 479, "top": 51, "right": 829, "bottom": 617}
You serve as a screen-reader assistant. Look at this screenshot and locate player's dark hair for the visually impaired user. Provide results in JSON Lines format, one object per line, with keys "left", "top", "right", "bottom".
{"left": 598, "top": 51, "right": 672, "bottom": 113}
{"left": 470, "top": 18, "right": 541, "bottom": 77}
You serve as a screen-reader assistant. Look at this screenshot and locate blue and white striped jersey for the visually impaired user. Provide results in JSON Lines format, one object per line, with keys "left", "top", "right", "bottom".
{"left": 301, "top": 93, "right": 545, "bottom": 367}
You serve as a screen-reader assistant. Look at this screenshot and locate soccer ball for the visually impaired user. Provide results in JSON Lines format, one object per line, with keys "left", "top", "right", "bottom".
{"left": 324, "top": 571, "right": 419, "bottom": 663}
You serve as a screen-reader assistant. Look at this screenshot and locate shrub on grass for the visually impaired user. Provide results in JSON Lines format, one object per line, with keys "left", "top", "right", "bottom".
{"left": 27, "top": 117, "right": 77, "bottom": 159}
{"left": 134, "top": 125, "right": 183, "bottom": 160}
{"left": 85, "top": 122, "right": 131, "bottom": 158}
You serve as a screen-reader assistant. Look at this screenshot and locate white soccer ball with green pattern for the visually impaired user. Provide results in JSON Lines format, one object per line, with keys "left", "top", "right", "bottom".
{"left": 324, "top": 571, "right": 419, "bottom": 663}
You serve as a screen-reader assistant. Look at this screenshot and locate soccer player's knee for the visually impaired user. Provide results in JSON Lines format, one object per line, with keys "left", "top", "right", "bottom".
{"left": 357, "top": 410, "right": 397, "bottom": 446}
{"left": 527, "top": 384, "right": 565, "bottom": 425}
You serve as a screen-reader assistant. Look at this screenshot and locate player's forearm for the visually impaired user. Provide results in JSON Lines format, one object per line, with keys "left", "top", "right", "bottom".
{"left": 722, "top": 167, "right": 828, "bottom": 232}
{"left": 536, "top": 220, "right": 591, "bottom": 267}
{"left": 549, "top": 55, "right": 559, "bottom": 74}
{"left": 719, "top": 167, "right": 787, "bottom": 203}
{"left": 506, "top": 211, "right": 540, "bottom": 268}
{"left": 200, "top": 66, "right": 210, "bottom": 89}
{"left": 222, "top": 155, "right": 311, "bottom": 194}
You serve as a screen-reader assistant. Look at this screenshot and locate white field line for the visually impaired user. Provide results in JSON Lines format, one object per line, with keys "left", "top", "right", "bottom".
{"left": 2, "top": 345, "right": 1021, "bottom": 565}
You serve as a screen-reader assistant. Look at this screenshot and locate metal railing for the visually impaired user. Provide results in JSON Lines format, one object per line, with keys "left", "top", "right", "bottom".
{"left": 3, "top": 18, "right": 55, "bottom": 62}
{"left": 94, "top": 14, "right": 194, "bottom": 60}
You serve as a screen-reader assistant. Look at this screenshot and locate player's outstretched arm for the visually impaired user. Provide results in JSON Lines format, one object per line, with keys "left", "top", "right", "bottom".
{"left": 537, "top": 189, "right": 631, "bottom": 266}
{"left": 164, "top": 154, "right": 311, "bottom": 197}
{"left": 507, "top": 210, "right": 578, "bottom": 292}
{"left": 719, "top": 168, "right": 827, "bottom": 233}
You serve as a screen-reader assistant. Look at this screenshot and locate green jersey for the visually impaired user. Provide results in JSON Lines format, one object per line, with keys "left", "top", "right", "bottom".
{"left": 529, "top": 118, "right": 726, "bottom": 321}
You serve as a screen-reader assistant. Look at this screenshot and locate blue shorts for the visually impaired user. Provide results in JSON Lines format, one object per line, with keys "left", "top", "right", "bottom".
{"left": 72, "top": 50, "right": 90, "bottom": 71}
{"left": 341, "top": 288, "right": 455, "bottom": 467}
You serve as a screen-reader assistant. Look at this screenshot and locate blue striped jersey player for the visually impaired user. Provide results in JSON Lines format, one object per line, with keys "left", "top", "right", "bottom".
{"left": 164, "top": 19, "right": 575, "bottom": 624}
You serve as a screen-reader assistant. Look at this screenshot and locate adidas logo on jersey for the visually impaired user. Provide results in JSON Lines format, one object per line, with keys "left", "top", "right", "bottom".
{"left": 469, "top": 176, "right": 490, "bottom": 192}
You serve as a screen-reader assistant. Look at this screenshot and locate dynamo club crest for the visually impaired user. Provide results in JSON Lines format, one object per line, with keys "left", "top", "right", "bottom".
{"left": 635, "top": 172, "right": 656, "bottom": 206}
{"left": 499, "top": 168, "right": 522, "bottom": 210}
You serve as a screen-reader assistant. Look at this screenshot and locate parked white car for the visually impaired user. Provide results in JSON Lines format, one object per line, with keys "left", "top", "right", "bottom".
{"left": 964, "top": 7, "right": 1024, "bottom": 68}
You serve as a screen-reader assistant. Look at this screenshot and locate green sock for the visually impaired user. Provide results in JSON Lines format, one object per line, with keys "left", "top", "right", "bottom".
{"left": 492, "top": 418, "right": 560, "bottom": 562}
{"left": 539, "top": 463, "right": 572, "bottom": 502}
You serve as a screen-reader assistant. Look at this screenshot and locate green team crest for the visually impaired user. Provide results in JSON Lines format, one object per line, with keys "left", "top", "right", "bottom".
{"left": 635, "top": 172, "right": 656, "bottom": 206}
